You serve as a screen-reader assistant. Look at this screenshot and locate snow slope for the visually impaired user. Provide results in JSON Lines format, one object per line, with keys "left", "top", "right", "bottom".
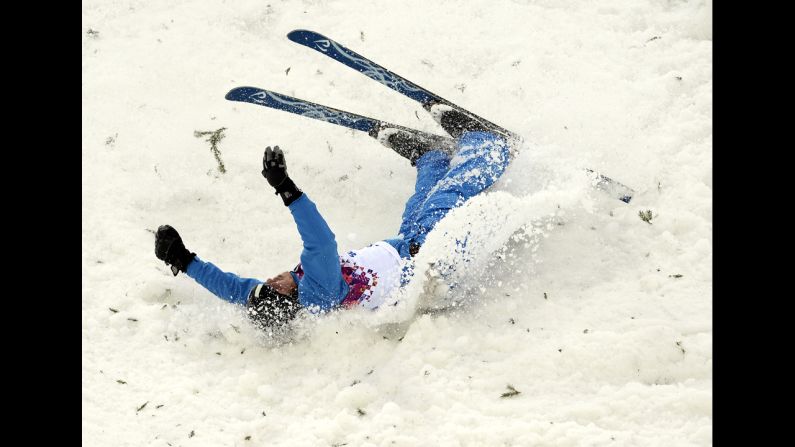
{"left": 82, "top": 0, "right": 712, "bottom": 445}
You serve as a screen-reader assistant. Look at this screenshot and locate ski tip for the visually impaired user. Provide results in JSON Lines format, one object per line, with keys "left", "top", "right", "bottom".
{"left": 225, "top": 86, "right": 260, "bottom": 102}
{"left": 287, "top": 29, "right": 322, "bottom": 42}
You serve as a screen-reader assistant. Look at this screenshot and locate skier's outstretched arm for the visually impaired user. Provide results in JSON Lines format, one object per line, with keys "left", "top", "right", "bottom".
{"left": 185, "top": 258, "right": 262, "bottom": 305}
{"left": 154, "top": 225, "right": 262, "bottom": 305}
{"left": 261, "top": 146, "right": 348, "bottom": 311}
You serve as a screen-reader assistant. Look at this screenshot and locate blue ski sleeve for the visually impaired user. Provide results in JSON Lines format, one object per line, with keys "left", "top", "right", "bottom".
{"left": 185, "top": 256, "right": 263, "bottom": 306}
{"left": 287, "top": 194, "right": 348, "bottom": 310}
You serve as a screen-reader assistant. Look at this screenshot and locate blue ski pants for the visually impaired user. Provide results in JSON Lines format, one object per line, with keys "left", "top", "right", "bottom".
{"left": 384, "top": 131, "right": 510, "bottom": 258}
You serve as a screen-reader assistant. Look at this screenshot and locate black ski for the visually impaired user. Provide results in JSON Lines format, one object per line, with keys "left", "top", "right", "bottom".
{"left": 225, "top": 86, "right": 457, "bottom": 156}
{"left": 287, "top": 29, "right": 521, "bottom": 142}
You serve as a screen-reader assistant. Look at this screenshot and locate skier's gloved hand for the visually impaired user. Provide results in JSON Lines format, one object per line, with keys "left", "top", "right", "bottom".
{"left": 262, "top": 146, "right": 288, "bottom": 187}
{"left": 262, "top": 146, "right": 302, "bottom": 206}
{"left": 155, "top": 225, "right": 196, "bottom": 276}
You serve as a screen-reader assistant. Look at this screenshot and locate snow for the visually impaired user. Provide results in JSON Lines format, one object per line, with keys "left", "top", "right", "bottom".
{"left": 82, "top": 0, "right": 712, "bottom": 445}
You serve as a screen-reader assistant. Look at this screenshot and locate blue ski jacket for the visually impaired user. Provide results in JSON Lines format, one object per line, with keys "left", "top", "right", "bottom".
{"left": 187, "top": 194, "right": 347, "bottom": 311}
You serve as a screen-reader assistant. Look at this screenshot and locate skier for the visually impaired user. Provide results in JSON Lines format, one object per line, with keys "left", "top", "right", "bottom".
{"left": 154, "top": 107, "right": 511, "bottom": 328}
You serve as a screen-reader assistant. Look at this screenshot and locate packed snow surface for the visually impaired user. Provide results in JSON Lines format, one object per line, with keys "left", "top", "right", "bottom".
{"left": 82, "top": 0, "right": 712, "bottom": 445}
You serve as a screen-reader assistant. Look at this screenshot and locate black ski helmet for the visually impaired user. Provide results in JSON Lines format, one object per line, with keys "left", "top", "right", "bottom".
{"left": 246, "top": 283, "right": 301, "bottom": 328}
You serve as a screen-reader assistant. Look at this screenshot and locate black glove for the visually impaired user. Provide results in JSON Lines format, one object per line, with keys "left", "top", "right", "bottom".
{"left": 262, "top": 146, "right": 302, "bottom": 206}
{"left": 155, "top": 225, "right": 196, "bottom": 276}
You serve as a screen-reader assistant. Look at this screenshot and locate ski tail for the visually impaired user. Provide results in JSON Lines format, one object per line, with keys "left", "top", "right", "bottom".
{"left": 585, "top": 169, "right": 634, "bottom": 203}
{"left": 286, "top": 29, "right": 521, "bottom": 142}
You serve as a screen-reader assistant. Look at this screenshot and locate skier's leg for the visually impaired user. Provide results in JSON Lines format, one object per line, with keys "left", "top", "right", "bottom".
{"left": 397, "top": 150, "right": 451, "bottom": 238}
{"left": 403, "top": 131, "right": 510, "bottom": 247}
